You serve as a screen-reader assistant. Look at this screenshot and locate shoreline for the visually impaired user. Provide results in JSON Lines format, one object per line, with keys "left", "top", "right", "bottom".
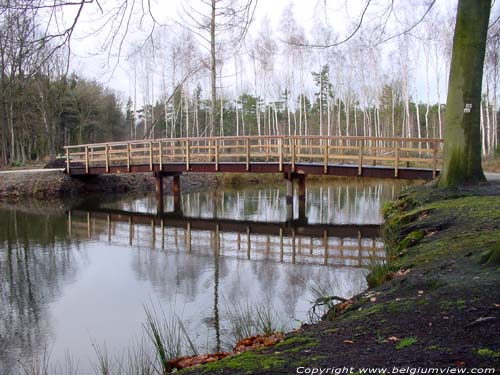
{"left": 0, "top": 170, "right": 291, "bottom": 201}
{"left": 177, "top": 182, "right": 500, "bottom": 373}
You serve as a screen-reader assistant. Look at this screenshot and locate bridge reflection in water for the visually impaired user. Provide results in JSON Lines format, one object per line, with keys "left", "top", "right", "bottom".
{"left": 67, "top": 208, "right": 384, "bottom": 268}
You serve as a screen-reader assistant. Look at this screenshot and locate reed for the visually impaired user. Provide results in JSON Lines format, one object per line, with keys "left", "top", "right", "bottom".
{"left": 143, "top": 304, "right": 198, "bottom": 374}
{"left": 224, "top": 300, "right": 286, "bottom": 345}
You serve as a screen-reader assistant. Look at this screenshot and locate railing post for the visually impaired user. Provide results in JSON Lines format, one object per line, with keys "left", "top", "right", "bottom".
{"left": 291, "top": 138, "right": 296, "bottom": 172}
{"left": 394, "top": 145, "right": 399, "bottom": 177}
{"left": 245, "top": 138, "right": 250, "bottom": 171}
{"left": 358, "top": 141, "right": 363, "bottom": 176}
{"left": 149, "top": 141, "right": 153, "bottom": 171}
{"left": 215, "top": 138, "right": 219, "bottom": 171}
{"left": 278, "top": 137, "right": 283, "bottom": 172}
{"left": 66, "top": 148, "right": 70, "bottom": 174}
{"left": 159, "top": 141, "right": 163, "bottom": 170}
{"left": 323, "top": 140, "right": 329, "bottom": 174}
{"left": 105, "top": 144, "right": 110, "bottom": 173}
{"left": 127, "top": 143, "right": 131, "bottom": 172}
{"left": 85, "top": 146, "right": 89, "bottom": 174}
{"left": 185, "top": 139, "right": 190, "bottom": 171}
{"left": 323, "top": 230, "right": 328, "bottom": 266}
{"left": 432, "top": 144, "right": 438, "bottom": 178}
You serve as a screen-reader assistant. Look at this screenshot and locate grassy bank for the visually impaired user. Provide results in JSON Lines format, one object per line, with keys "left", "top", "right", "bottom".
{"left": 179, "top": 182, "right": 500, "bottom": 374}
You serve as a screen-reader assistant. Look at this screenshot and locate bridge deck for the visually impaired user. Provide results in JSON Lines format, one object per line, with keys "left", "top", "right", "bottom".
{"left": 64, "top": 135, "right": 443, "bottom": 180}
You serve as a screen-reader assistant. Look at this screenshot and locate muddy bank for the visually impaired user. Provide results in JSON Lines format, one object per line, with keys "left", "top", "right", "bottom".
{"left": 0, "top": 171, "right": 222, "bottom": 200}
{"left": 179, "top": 182, "right": 500, "bottom": 374}
{"left": 0, "top": 170, "right": 288, "bottom": 201}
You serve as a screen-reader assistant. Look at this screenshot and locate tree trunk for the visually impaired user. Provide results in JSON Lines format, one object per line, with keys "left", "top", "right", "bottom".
{"left": 439, "top": 0, "right": 490, "bottom": 186}
{"left": 210, "top": 0, "right": 217, "bottom": 137}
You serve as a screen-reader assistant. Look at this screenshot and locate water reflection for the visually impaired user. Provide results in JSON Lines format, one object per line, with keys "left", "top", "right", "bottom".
{"left": 0, "top": 178, "right": 413, "bottom": 374}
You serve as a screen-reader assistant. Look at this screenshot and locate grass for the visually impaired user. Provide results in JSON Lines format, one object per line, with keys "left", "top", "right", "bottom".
{"left": 143, "top": 304, "right": 198, "bottom": 373}
{"left": 395, "top": 337, "right": 418, "bottom": 349}
{"left": 305, "top": 276, "right": 352, "bottom": 322}
{"left": 476, "top": 348, "right": 500, "bottom": 359}
{"left": 366, "top": 260, "right": 394, "bottom": 288}
{"left": 224, "top": 300, "right": 287, "bottom": 345}
{"left": 19, "top": 348, "right": 79, "bottom": 375}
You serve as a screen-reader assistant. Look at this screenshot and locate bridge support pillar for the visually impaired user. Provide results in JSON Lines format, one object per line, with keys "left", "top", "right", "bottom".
{"left": 297, "top": 175, "right": 306, "bottom": 220}
{"left": 155, "top": 174, "right": 164, "bottom": 215}
{"left": 284, "top": 173, "right": 307, "bottom": 221}
{"left": 285, "top": 179, "right": 293, "bottom": 221}
{"left": 173, "top": 175, "right": 181, "bottom": 213}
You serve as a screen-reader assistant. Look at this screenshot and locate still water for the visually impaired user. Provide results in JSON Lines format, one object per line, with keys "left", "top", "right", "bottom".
{"left": 0, "top": 178, "right": 413, "bottom": 374}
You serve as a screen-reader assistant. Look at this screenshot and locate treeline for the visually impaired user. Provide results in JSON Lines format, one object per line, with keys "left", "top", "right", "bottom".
{"left": 127, "top": 2, "right": 499, "bottom": 156}
{"left": 136, "top": 66, "right": 447, "bottom": 142}
{"left": 0, "top": 5, "right": 124, "bottom": 165}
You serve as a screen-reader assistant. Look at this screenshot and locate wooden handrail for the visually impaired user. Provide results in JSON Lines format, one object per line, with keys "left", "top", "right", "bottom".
{"left": 64, "top": 135, "right": 444, "bottom": 177}
{"left": 63, "top": 135, "right": 444, "bottom": 150}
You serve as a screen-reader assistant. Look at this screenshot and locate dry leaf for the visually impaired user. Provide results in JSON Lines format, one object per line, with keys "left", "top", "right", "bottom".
{"left": 387, "top": 336, "right": 400, "bottom": 342}
{"left": 343, "top": 340, "right": 354, "bottom": 344}
{"left": 234, "top": 333, "right": 285, "bottom": 353}
{"left": 370, "top": 297, "right": 377, "bottom": 302}
{"left": 168, "top": 352, "right": 230, "bottom": 370}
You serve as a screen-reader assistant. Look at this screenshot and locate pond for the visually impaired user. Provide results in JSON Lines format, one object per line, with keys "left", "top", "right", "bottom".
{"left": 0, "top": 177, "right": 414, "bottom": 374}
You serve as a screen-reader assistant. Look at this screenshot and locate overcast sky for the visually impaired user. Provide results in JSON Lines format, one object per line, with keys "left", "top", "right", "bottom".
{"left": 63, "top": 0, "right": 464, "bottom": 106}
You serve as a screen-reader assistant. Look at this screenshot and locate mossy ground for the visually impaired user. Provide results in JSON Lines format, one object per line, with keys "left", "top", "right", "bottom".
{"left": 180, "top": 182, "right": 500, "bottom": 374}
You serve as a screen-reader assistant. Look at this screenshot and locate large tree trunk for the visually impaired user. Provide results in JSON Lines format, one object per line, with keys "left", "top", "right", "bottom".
{"left": 439, "top": 0, "right": 490, "bottom": 187}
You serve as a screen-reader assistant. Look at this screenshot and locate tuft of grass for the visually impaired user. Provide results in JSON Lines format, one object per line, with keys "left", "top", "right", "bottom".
{"left": 479, "top": 247, "right": 500, "bottom": 265}
{"left": 396, "top": 336, "right": 418, "bottom": 349}
{"left": 224, "top": 301, "right": 287, "bottom": 345}
{"left": 476, "top": 348, "right": 500, "bottom": 359}
{"left": 366, "top": 260, "right": 394, "bottom": 288}
{"left": 20, "top": 347, "right": 51, "bottom": 375}
{"left": 123, "top": 338, "right": 155, "bottom": 375}
{"left": 91, "top": 341, "right": 113, "bottom": 375}
{"left": 143, "top": 304, "right": 198, "bottom": 374}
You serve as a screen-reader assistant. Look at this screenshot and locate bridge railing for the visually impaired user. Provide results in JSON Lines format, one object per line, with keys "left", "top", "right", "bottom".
{"left": 64, "top": 135, "right": 443, "bottom": 177}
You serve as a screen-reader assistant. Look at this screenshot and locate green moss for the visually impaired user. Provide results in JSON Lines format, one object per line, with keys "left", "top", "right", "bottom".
{"left": 274, "top": 336, "right": 319, "bottom": 350}
{"left": 396, "top": 337, "right": 418, "bottom": 349}
{"left": 397, "top": 230, "right": 425, "bottom": 251}
{"left": 475, "top": 348, "right": 500, "bottom": 359}
{"left": 200, "top": 350, "right": 286, "bottom": 373}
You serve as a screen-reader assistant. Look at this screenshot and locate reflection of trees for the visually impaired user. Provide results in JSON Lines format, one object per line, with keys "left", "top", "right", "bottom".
{"left": 110, "top": 178, "right": 411, "bottom": 224}
{"left": 0, "top": 207, "right": 78, "bottom": 375}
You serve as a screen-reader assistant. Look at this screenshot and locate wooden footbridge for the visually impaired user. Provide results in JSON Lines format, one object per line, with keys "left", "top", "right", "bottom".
{"left": 64, "top": 135, "right": 442, "bottom": 214}
{"left": 64, "top": 135, "right": 442, "bottom": 179}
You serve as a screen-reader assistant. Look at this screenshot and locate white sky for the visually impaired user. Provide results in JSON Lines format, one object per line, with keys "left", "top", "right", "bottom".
{"left": 64, "top": 0, "right": 461, "bottom": 106}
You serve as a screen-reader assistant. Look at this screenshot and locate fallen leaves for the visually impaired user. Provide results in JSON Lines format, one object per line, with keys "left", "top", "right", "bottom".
{"left": 167, "top": 332, "right": 286, "bottom": 371}
{"left": 393, "top": 269, "right": 411, "bottom": 278}
{"left": 167, "top": 352, "right": 230, "bottom": 371}
{"left": 343, "top": 340, "right": 354, "bottom": 344}
{"left": 234, "top": 332, "right": 285, "bottom": 353}
{"left": 387, "top": 336, "right": 400, "bottom": 342}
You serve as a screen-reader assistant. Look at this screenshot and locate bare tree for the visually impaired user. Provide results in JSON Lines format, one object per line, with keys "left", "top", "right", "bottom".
{"left": 179, "top": 0, "right": 257, "bottom": 136}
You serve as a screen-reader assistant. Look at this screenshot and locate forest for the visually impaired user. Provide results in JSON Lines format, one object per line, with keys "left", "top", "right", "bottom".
{"left": 1, "top": 0, "right": 499, "bottom": 166}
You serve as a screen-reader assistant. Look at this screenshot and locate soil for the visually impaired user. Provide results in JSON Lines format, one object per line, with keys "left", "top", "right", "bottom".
{"left": 0, "top": 165, "right": 286, "bottom": 201}
{"left": 179, "top": 182, "right": 500, "bottom": 374}
{"left": 0, "top": 170, "right": 222, "bottom": 200}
